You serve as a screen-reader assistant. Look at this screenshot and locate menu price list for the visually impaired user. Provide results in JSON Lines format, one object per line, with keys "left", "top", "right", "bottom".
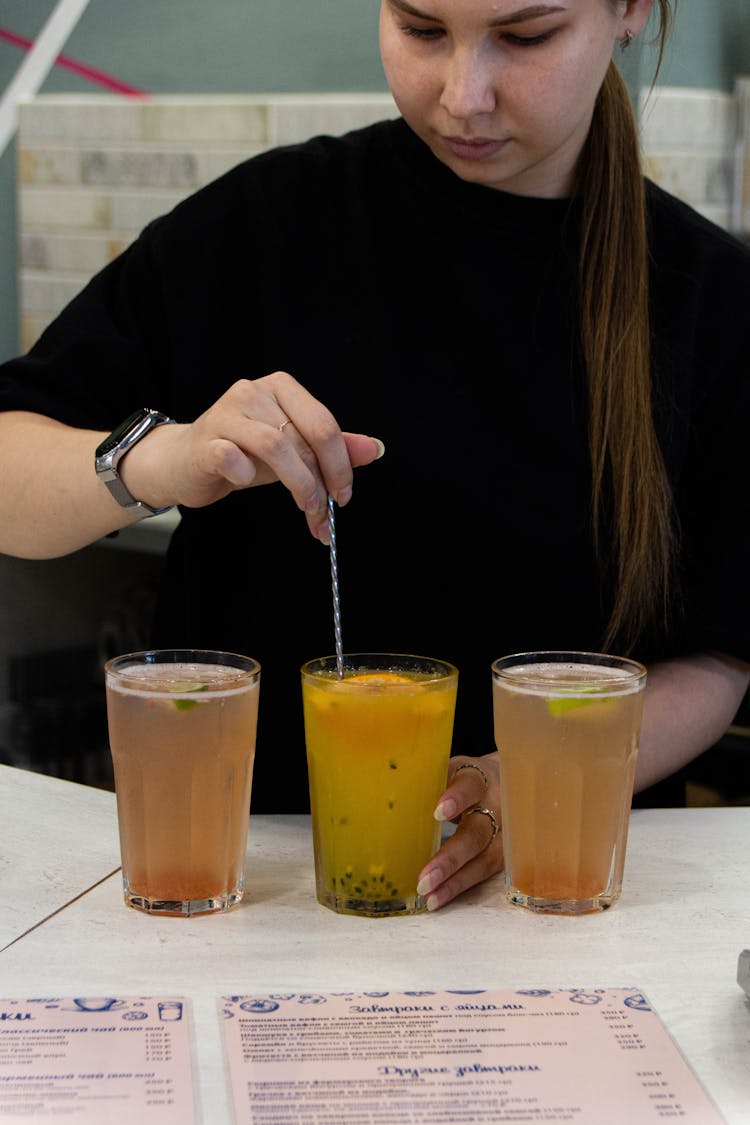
{"left": 0, "top": 996, "right": 196, "bottom": 1122}
{"left": 220, "top": 988, "right": 726, "bottom": 1124}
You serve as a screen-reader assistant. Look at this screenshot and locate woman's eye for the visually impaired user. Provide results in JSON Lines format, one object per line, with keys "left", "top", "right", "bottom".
{"left": 398, "top": 22, "right": 444, "bottom": 40}
{"left": 503, "top": 32, "right": 552, "bottom": 48}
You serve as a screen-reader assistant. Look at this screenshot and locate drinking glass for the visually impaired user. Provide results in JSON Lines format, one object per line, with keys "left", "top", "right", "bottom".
{"left": 105, "top": 649, "right": 260, "bottom": 916}
{"left": 301, "top": 653, "right": 458, "bottom": 917}
{"left": 491, "top": 651, "right": 647, "bottom": 915}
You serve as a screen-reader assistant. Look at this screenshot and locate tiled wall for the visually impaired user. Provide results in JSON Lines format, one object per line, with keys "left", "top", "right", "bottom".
{"left": 638, "top": 83, "right": 745, "bottom": 232}
{"left": 16, "top": 93, "right": 398, "bottom": 351}
{"left": 16, "top": 84, "right": 749, "bottom": 351}
{"left": 735, "top": 78, "right": 750, "bottom": 236}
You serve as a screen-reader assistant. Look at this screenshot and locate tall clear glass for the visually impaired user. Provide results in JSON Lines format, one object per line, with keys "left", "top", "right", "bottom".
{"left": 492, "top": 651, "right": 647, "bottom": 915}
{"left": 301, "top": 653, "right": 458, "bottom": 917}
{"left": 105, "top": 649, "right": 260, "bottom": 917}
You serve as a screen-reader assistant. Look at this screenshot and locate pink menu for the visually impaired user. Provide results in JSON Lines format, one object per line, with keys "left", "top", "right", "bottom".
{"left": 221, "top": 987, "right": 725, "bottom": 1124}
{"left": 0, "top": 996, "right": 196, "bottom": 1122}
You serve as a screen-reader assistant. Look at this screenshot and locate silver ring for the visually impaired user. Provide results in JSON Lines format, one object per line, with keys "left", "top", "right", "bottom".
{"left": 463, "top": 805, "right": 499, "bottom": 843}
{"left": 454, "top": 761, "right": 488, "bottom": 788}
{"left": 278, "top": 419, "right": 291, "bottom": 432}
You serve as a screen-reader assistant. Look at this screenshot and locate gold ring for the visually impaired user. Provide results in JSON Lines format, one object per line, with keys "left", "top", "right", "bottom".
{"left": 463, "top": 805, "right": 499, "bottom": 843}
{"left": 278, "top": 419, "right": 291, "bottom": 432}
{"left": 454, "top": 761, "right": 488, "bottom": 788}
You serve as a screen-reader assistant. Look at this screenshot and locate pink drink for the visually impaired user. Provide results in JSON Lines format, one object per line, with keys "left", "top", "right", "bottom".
{"left": 105, "top": 652, "right": 260, "bottom": 916}
{"left": 492, "top": 652, "right": 646, "bottom": 915}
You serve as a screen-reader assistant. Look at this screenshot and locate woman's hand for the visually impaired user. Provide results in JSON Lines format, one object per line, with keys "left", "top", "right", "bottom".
{"left": 120, "top": 371, "right": 384, "bottom": 541}
{"left": 417, "top": 753, "right": 503, "bottom": 910}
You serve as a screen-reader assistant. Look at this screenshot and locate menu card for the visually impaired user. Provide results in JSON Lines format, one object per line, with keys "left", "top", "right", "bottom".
{"left": 0, "top": 996, "right": 196, "bottom": 1122}
{"left": 221, "top": 987, "right": 725, "bottom": 1124}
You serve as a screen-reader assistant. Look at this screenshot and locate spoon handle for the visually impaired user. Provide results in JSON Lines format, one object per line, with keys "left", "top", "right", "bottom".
{"left": 327, "top": 495, "right": 344, "bottom": 679}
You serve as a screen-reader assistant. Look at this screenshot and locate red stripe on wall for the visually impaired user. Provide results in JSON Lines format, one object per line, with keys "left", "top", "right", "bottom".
{"left": 0, "top": 26, "right": 147, "bottom": 97}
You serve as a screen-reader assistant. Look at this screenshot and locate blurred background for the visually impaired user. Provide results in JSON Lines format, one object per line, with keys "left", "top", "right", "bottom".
{"left": 0, "top": 0, "right": 748, "bottom": 797}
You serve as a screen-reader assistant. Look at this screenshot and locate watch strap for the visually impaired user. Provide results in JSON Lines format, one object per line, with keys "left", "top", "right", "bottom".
{"left": 100, "top": 471, "right": 172, "bottom": 518}
{"left": 95, "top": 408, "right": 176, "bottom": 520}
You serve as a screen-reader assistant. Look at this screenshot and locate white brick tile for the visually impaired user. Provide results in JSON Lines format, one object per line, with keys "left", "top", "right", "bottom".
{"left": 20, "top": 232, "right": 131, "bottom": 273}
{"left": 19, "top": 234, "right": 49, "bottom": 270}
{"left": 689, "top": 203, "right": 732, "bottom": 228}
{"left": 643, "top": 151, "right": 734, "bottom": 205}
{"left": 18, "top": 96, "right": 145, "bottom": 142}
{"left": 193, "top": 146, "right": 269, "bottom": 184}
{"left": 736, "top": 79, "right": 750, "bottom": 234}
{"left": 141, "top": 100, "right": 269, "bottom": 144}
{"left": 267, "top": 94, "right": 398, "bottom": 146}
{"left": 639, "top": 86, "right": 736, "bottom": 150}
{"left": 19, "top": 188, "right": 112, "bottom": 231}
{"left": 20, "top": 272, "right": 90, "bottom": 314}
{"left": 18, "top": 147, "right": 80, "bottom": 186}
{"left": 19, "top": 144, "right": 268, "bottom": 192}
{"left": 109, "top": 190, "right": 190, "bottom": 231}
{"left": 20, "top": 313, "right": 54, "bottom": 352}
{"left": 79, "top": 150, "right": 199, "bottom": 189}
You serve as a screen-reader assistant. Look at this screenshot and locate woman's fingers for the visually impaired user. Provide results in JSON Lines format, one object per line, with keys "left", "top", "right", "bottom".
{"left": 343, "top": 431, "right": 385, "bottom": 470}
{"left": 149, "top": 373, "right": 383, "bottom": 536}
{"left": 417, "top": 753, "right": 503, "bottom": 911}
{"left": 417, "top": 828, "right": 504, "bottom": 912}
{"left": 432, "top": 755, "right": 494, "bottom": 822}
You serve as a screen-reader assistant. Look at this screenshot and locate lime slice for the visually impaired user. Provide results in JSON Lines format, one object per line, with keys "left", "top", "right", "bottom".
{"left": 170, "top": 682, "right": 208, "bottom": 711}
{"left": 548, "top": 696, "right": 610, "bottom": 716}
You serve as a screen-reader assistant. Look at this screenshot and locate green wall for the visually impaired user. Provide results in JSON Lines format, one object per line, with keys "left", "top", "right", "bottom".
{"left": 1, "top": 0, "right": 748, "bottom": 362}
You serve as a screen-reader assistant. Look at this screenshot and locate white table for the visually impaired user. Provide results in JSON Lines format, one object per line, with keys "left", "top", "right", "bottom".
{"left": 0, "top": 764, "right": 748, "bottom": 1123}
{"left": 0, "top": 765, "right": 120, "bottom": 950}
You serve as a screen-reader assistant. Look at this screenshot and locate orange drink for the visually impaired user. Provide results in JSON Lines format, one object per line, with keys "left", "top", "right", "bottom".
{"left": 105, "top": 649, "right": 260, "bottom": 916}
{"left": 492, "top": 652, "right": 646, "bottom": 915}
{"left": 301, "top": 654, "right": 458, "bottom": 916}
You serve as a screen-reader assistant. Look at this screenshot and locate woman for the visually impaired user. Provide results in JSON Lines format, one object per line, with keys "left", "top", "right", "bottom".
{"left": 0, "top": 0, "right": 748, "bottom": 910}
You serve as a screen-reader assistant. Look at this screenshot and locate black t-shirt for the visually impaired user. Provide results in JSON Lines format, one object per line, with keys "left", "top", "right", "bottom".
{"left": 2, "top": 118, "right": 749, "bottom": 811}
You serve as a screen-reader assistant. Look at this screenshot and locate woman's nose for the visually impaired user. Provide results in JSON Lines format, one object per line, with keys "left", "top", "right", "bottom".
{"left": 439, "top": 49, "right": 497, "bottom": 119}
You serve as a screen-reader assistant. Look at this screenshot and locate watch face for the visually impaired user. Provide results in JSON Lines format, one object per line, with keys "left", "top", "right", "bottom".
{"left": 95, "top": 409, "right": 147, "bottom": 460}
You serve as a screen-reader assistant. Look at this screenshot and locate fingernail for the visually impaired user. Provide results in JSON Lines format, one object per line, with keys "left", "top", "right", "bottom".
{"left": 317, "top": 521, "right": 330, "bottom": 545}
{"left": 425, "top": 893, "right": 440, "bottom": 912}
{"left": 417, "top": 871, "right": 436, "bottom": 896}
{"left": 336, "top": 484, "right": 352, "bottom": 507}
{"left": 435, "top": 798, "right": 457, "bottom": 822}
{"left": 372, "top": 437, "right": 385, "bottom": 460}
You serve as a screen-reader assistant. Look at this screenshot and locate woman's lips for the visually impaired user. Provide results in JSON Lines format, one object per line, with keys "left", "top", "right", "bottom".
{"left": 442, "top": 135, "right": 508, "bottom": 160}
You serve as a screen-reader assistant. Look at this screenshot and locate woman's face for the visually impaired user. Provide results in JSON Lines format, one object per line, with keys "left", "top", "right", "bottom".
{"left": 379, "top": 0, "right": 650, "bottom": 198}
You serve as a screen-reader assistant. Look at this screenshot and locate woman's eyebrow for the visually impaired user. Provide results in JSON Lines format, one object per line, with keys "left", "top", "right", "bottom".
{"left": 387, "top": 0, "right": 441, "bottom": 21}
{"left": 491, "top": 4, "right": 567, "bottom": 26}
{"left": 387, "top": 1, "right": 566, "bottom": 27}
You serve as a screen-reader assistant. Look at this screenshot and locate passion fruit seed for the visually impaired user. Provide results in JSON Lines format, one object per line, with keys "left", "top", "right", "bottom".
{"left": 335, "top": 866, "right": 399, "bottom": 901}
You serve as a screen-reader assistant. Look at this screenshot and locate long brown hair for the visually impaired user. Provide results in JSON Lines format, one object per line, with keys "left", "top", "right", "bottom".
{"left": 576, "top": 0, "right": 677, "bottom": 653}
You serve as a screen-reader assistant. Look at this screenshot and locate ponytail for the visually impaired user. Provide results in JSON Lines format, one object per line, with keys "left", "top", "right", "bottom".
{"left": 576, "top": 1, "right": 676, "bottom": 653}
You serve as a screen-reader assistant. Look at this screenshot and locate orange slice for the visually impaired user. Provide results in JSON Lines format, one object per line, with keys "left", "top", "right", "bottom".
{"left": 346, "top": 672, "right": 415, "bottom": 685}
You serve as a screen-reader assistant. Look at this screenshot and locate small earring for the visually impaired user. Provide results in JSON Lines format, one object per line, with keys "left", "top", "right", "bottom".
{"left": 619, "top": 29, "right": 634, "bottom": 51}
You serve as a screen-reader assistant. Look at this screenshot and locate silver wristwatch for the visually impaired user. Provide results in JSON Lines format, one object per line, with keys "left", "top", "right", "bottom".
{"left": 95, "top": 407, "right": 175, "bottom": 519}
